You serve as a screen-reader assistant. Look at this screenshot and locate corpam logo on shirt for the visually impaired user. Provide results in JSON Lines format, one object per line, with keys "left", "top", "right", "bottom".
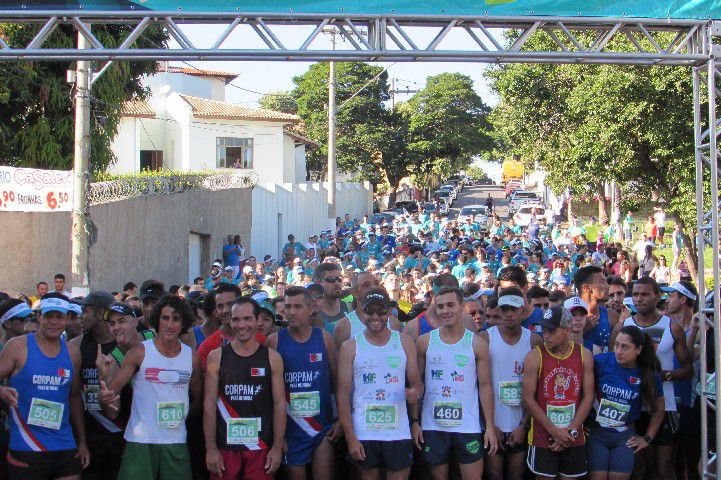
{"left": 251, "top": 368, "right": 266, "bottom": 377}
{"left": 309, "top": 353, "right": 323, "bottom": 363}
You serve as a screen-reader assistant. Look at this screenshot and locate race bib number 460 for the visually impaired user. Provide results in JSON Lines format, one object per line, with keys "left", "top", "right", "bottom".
{"left": 433, "top": 401, "right": 463, "bottom": 427}
{"left": 227, "top": 418, "right": 260, "bottom": 445}
{"left": 290, "top": 391, "right": 321, "bottom": 417}
{"left": 28, "top": 398, "right": 64, "bottom": 430}
{"left": 595, "top": 399, "right": 630, "bottom": 428}
{"left": 547, "top": 404, "right": 575, "bottom": 428}
{"left": 157, "top": 402, "right": 185, "bottom": 429}
{"left": 365, "top": 405, "right": 397, "bottom": 430}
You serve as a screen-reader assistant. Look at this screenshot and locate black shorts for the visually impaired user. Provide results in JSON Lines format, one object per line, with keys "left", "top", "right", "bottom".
{"left": 349, "top": 440, "right": 414, "bottom": 471}
{"left": 421, "top": 430, "right": 484, "bottom": 466}
{"left": 526, "top": 445, "right": 587, "bottom": 478}
{"left": 635, "top": 411, "right": 680, "bottom": 446}
{"left": 490, "top": 431, "right": 526, "bottom": 455}
{"left": 84, "top": 432, "right": 124, "bottom": 476}
{"left": 658, "top": 227, "right": 666, "bottom": 237}
{"left": 7, "top": 449, "right": 82, "bottom": 480}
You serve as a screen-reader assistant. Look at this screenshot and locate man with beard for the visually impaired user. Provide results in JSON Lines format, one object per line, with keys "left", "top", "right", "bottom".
{"left": 197, "top": 283, "right": 243, "bottom": 370}
{"left": 606, "top": 276, "right": 627, "bottom": 316}
{"left": 315, "top": 263, "right": 349, "bottom": 334}
{"left": 137, "top": 280, "right": 164, "bottom": 330}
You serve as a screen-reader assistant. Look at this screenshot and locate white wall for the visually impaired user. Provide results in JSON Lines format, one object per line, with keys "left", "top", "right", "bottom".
{"left": 109, "top": 118, "right": 139, "bottom": 173}
{"left": 249, "top": 182, "right": 373, "bottom": 259}
{"left": 145, "top": 72, "right": 226, "bottom": 101}
{"left": 294, "top": 145, "right": 307, "bottom": 183}
{"left": 282, "top": 135, "right": 297, "bottom": 183}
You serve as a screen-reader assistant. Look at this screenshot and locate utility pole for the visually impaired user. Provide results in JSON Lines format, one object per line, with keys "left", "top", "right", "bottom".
{"left": 71, "top": 31, "right": 91, "bottom": 294}
{"left": 327, "top": 28, "right": 337, "bottom": 219}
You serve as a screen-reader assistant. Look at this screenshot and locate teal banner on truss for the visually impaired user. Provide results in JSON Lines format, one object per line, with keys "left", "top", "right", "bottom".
{"left": 4, "top": 0, "right": 721, "bottom": 20}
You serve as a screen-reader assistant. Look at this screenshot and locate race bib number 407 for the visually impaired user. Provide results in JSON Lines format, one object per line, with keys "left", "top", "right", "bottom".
{"left": 595, "top": 398, "right": 630, "bottom": 428}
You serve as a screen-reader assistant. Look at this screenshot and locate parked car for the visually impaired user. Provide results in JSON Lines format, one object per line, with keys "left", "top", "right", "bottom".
{"left": 436, "top": 190, "right": 453, "bottom": 207}
{"left": 395, "top": 200, "right": 419, "bottom": 214}
{"left": 457, "top": 205, "right": 490, "bottom": 233}
{"left": 439, "top": 197, "right": 450, "bottom": 214}
{"left": 513, "top": 204, "right": 545, "bottom": 226}
{"left": 438, "top": 185, "right": 457, "bottom": 200}
{"left": 509, "top": 190, "right": 541, "bottom": 213}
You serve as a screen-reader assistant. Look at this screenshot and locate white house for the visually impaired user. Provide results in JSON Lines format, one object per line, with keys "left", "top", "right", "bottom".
{"left": 110, "top": 65, "right": 314, "bottom": 184}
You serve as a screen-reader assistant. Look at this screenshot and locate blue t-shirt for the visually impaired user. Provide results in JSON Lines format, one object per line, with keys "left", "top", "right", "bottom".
{"left": 223, "top": 244, "right": 241, "bottom": 267}
{"left": 521, "top": 307, "right": 544, "bottom": 334}
{"left": 584, "top": 306, "right": 611, "bottom": 352}
{"left": 593, "top": 352, "right": 663, "bottom": 429}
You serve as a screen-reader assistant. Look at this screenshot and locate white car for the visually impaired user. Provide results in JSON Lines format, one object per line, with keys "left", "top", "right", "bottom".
{"left": 439, "top": 185, "right": 457, "bottom": 200}
{"left": 513, "top": 204, "right": 545, "bottom": 226}
{"left": 509, "top": 190, "right": 540, "bottom": 213}
{"left": 436, "top": 190, "right": 453, "bottom": 207}
{"left": 457, "top": 205, "right": 490, "bottom": 232}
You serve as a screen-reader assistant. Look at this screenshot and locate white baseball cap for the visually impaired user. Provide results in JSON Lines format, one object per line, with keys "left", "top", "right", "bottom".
{"left": 563, "top": 296, "right": 589, "bottom": 312}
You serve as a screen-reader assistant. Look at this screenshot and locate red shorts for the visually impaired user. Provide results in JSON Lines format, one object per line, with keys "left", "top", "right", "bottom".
{"left": 211, "top": 449, "right": 271, "bottom": 480}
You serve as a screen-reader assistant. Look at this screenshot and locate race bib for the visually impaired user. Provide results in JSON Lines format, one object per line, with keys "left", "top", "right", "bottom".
{"left": 365, "top": 405, "right": 397, "bottom": 430}
{"left": 227, "top": 418, "right": 260, "bottom": 445}
{"left": 499, "top": 381, "right": 522, "bottom": 406}
{"left": 547, "top": 404, "right": 575, "bottom": 428}
{"left": 595, "top": 398, "right": 630, "bottom": 428}
{"left": 156, "top": 402, "right": 185, "bottom": 429}
{"left": 433, "top": 401, "right": 463, "bottom": 427}
{"left": 82, "top": 384, "right": 101, "bottom": 411}
{"left": 27, "top": 398, "right": 64, "bottom": 430}
{"left": 290, "top": 391, "right": 321, "bottom": 417}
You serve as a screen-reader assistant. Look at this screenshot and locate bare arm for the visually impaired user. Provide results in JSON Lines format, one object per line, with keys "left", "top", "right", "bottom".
{"left": 607, "top": 308, "right": 620, "bottom": 329}
{"left": 405, "top": 319, "right": 419, "bottom": 342}
{"left": 266, "top": 348, "right": 286, "bottom": 474}
{"left": 401, "top": 333, "right": 423, "bottom": 406}
{"left": 337, "top": 340, "right": 358, "bottom": 443}
{"left": 332, "top": 318, "right": 351, "bottom": 352}
{"left": 322, "top": 330, "right": 339, "bottom": 394}
{"left": 573, "top": 347, "right": 595, "bottom": 430}
{"left": 203, "top": 349, "right": 223, "bottom": 475}
{"left": 521, "top": 349, "right": 558, "bottom": 437}
{"left": 68, "top": 344, "right": 90, "bottom": 467}
{"left": 475, "top": 334, "right": 498, "bottom": 455}
{"left": 667, "top": 322, "right": 693, "bottom": 381}
{"left": 100, "top": 343, "right": 145, "bottom": 415}
{"left": 189, "top": 351, "right": 203, "bottom": 415}
{"left": 265, "top": 332, "right": 279, "bottom": 351}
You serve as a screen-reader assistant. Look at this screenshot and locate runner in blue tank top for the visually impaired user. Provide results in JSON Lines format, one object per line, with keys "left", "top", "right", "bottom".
{"left": 0, "top": 294, "right": 89, "bottom": 480}
{"left": 267, "top": 286, "right": 340, "bottom": 480}
{"left": 575, "top": 266, "right": 620, "bottom": 353}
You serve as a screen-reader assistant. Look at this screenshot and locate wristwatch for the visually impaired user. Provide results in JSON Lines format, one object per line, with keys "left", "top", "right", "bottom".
{"left": 569, "top": 429, "right": 579, "bottom": 439}
{"left": 664, "top": 371, "right": 673, "bottom": 382}
{"left": 410, "top": 417, "right": 420, "bottom": 424}
{"left": 643, "top": 434, "right": 654, "bottom": 445}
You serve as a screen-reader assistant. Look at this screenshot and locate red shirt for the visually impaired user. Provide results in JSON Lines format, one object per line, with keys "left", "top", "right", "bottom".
{"left": 197, "top": 328, "right": 267, "bottom": 370}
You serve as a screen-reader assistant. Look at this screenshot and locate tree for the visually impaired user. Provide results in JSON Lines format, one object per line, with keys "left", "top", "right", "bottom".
{"left": 487, "top": 30, "right": 704, "bottom": 278}
{"left": 466, "top": 165, "right": 491, "bottom": 183}
{"left": 0, "top": 24, "right": 168, "bottom": 172}
{"left": 406, "top": 73, "right": 494, "bottom": 180}
{"left": 258, "top": 90, "right": 297, "bottom": 114}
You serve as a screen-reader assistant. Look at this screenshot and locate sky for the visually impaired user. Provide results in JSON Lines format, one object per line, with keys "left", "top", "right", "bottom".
{"left": 168, "top": 23, "right": 503, "bottom": 108}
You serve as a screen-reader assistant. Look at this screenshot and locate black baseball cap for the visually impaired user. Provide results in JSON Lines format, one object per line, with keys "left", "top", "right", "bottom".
{"left": 72, "top": 291, "right": 115, "bottom": 309}
{"left": 539, "top": 306, "right": 572, "bottom": 331}
{"left": 139, "top": 281, "right": 164, "bottom": 300}
{"left": 108, "top": 302, "right": 137, "bottom": 318}
{"left": 361, "top": 287, "right": 395, "bottom": 309}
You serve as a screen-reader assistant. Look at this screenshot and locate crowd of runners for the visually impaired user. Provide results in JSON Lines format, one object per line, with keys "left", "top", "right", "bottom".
{"left": 0, "top": 196, "right": 713, "bottom": 480}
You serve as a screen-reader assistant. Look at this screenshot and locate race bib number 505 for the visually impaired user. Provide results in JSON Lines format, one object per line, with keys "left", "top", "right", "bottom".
{"left": 28, "top": 398, "right": 64, "bottom": 430}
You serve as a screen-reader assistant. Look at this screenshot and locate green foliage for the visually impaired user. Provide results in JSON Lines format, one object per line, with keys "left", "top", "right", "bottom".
{"left": 258, "top": 91, "right": 298, "bottom": 114}
{"left": 465, "top": 165, "right": 491, "bottom": 182}
{"left": 487, "top": 30, "right": 704, "bottom": 262}
{"left": 291, "top": 65, "right": 493, "bottom": 197}
{"left": 0, "top": 24, "right": 168, "bottom": 171}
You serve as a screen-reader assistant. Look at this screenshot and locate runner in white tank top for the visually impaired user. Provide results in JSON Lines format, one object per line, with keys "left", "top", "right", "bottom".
{"left": 100, "top": 296, "right": 203, "bottom": 480}
{"left": 482, "top": 287, "right": 541, "bottom": 480}
{"left": 337, "top": 287, "right": 422, "bottom": 478}
{"left": 413, "top": 287, "right": 498, "bottom": 480}
{"left": 611, "top": 279, "right": 692, "bottom": 480}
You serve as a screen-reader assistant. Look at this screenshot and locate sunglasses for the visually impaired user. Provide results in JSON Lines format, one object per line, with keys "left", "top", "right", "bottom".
{"left": 321, "top": 276, "right": 343, "bottom": 283}
{"left": 363, "top": 306, "right": 389, "bottom": 317}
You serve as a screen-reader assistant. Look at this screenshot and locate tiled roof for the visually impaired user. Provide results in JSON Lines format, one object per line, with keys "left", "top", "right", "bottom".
{"left": 165, "top": 66, "right": 238, "bottom": 83}
{"left": 179, "top": 94, "right": 299, "bottom": 122}
{"left": 284, "top": 126, "right": 319, "bottom": 147}
{"left": 122, "top": 99, "right": 155, "bottom": 118}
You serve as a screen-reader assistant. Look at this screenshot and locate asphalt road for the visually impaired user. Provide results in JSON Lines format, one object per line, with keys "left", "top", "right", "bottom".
{"left": 449, "top": 184, "right": 510, "bottom": 220}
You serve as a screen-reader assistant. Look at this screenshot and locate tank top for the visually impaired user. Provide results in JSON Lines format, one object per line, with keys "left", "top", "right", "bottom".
{"left": 322, "top": 303, "right": 349, "bottom": 334}
{"left": 583, "top": 306, "right": 611, "bottom": 353}
{"left": 672, "top": 325, "right": 693, "bottom": 408}
{"left": 192, "top": 325, "right": 207, "bottom": 351}
{"left": 592, "top": 352, "right": 661, "bottom": 432}
{"left": 9, "top": 334, "right": 76, "bottom": 451}
{"left": 351, "top": 330, "right": 410, "bottom": 441}
{"left": 79, "top": 334, "right": 122, "bottom": 435}
{"left": 421, "top": 329, "right": 481, "bottom": 434}
{"left": 488, "top": 326, "right": 533, "bottom": 433}
{"left": 623, "top": 315, "right": 677, "bottom": 412}
{"left": 418, "top": 313, "right": 435, "bottom": 336}
{"left": 124, "top": 339, "right": 192, "bottom": 444}
{"left": 277, "top": 328, "right": 332, "bottom": 439}
{"left": 216, "top": 343, "right": 274, "bottom": 450}
{"left": 529, "top": 343, "right": 585, "bottom": 447}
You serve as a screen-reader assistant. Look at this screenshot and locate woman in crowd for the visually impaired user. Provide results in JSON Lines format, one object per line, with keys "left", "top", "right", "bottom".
{"left": 587, "top": 325, "right": 665, "bottom": 480}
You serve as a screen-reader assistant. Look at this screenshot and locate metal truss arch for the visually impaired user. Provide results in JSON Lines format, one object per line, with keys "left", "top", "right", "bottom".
{"left": 0, "top": 10, "right": 710, "bottom": 64}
